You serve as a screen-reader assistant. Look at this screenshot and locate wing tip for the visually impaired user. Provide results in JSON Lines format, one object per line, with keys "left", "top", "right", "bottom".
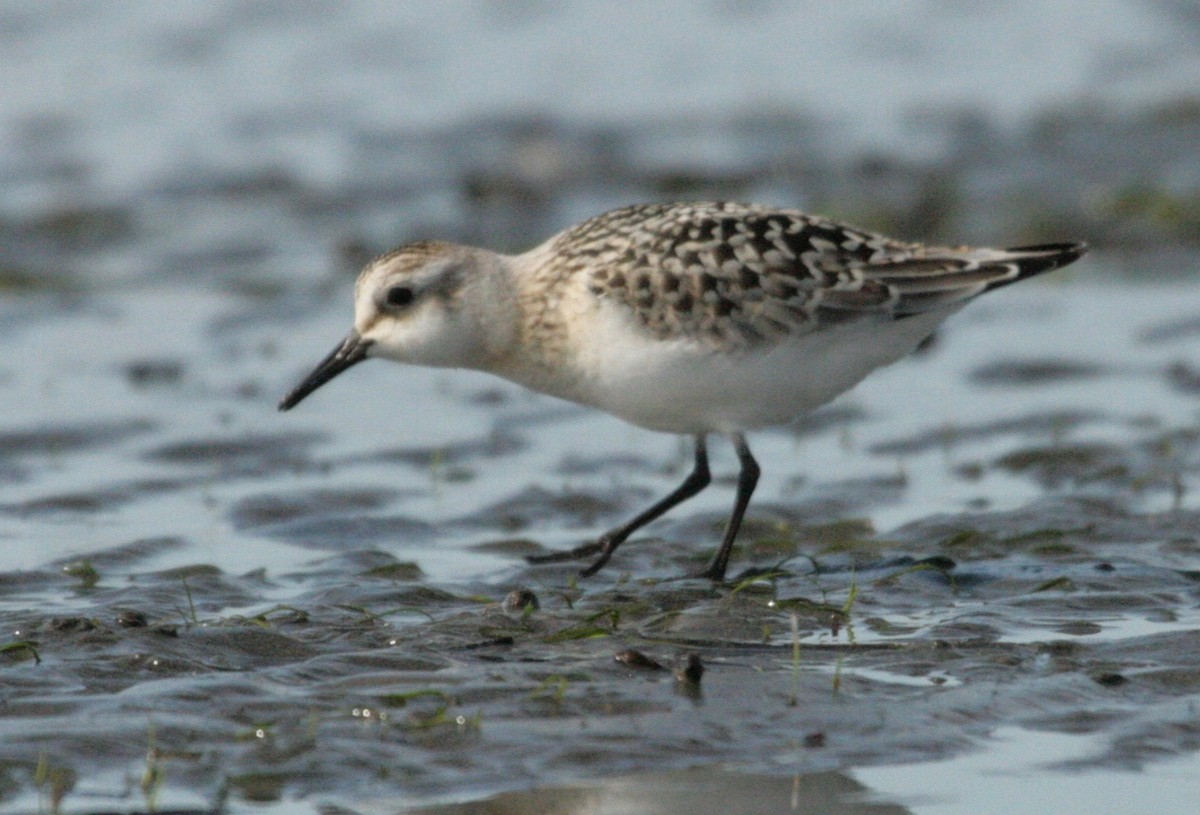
{"left": 1003, "top": 241, "right": 1089, "bottom": 277}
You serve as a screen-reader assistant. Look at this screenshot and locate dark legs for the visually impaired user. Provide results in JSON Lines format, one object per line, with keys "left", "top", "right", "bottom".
{"left": 527, "top": 433, "right": 762, "bottom": 581}
{"left": 527, "top": 435, "right": 711, "bottom": 574}
{"left": 695, "top": 433, "right": 759, "bottom": 582}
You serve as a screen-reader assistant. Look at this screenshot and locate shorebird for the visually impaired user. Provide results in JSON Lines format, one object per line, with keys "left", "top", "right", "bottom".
{"left": 279, "top": 202, "right": 1085, "bottom": 580}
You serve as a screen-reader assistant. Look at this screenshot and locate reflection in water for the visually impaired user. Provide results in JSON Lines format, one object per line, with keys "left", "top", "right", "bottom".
{"left": 410, "top": 768, "right": 910, "bottom": 815}
{"left": 859, "top": 728, "right": 1200, "bottom": 815}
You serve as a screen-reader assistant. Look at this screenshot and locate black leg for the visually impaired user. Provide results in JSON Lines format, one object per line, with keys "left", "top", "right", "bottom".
{"left": 527, "top": 436, "right": 712, "bottom": 576}
{"left": 695, "top": 432, "right": 759, "bottom": 582}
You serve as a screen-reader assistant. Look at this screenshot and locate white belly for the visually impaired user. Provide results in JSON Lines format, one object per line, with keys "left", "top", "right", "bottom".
{"left": 563, "top": 304, "right": 955, "bottom": 434}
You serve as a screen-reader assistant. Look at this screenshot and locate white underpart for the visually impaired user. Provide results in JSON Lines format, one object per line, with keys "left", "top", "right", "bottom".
{"left": 568, "top": 297, "right": 955, "bottom": 433}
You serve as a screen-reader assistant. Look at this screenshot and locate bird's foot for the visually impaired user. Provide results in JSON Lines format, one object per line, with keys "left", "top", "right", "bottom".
{"left": 578, "top": 540, "right": 617, "bottom": 578}
{"left": 527, "top": 532, "right": 625, "bottom": 578}
{"left": 689, "top": 562, "right": 729, "bottom": 583}
{"left": 525, "top": 540, "right": 603, "bottom": 565}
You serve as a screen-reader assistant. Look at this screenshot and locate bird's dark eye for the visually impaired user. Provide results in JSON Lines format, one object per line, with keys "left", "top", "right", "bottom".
{"left": 385, "top": 286, "right": 414, "bottom": 308}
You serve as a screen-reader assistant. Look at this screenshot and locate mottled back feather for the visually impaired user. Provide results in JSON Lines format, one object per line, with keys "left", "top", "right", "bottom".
{"left": 546, "top": 202, "right": 1084, "bottom": 349}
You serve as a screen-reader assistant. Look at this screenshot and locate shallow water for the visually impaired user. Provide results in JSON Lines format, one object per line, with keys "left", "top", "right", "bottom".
{"left": 2, "top": 3, "right": 1200, "bottom": 813}
{"left": 4, "top": 269, "right": 1200, "bottom": 813}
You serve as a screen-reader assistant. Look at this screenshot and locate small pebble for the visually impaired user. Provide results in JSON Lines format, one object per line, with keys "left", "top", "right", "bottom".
{"left": 48, "top": 617, "right": 96, "bottom": 632}
{"left": 674, "top": 653, "right": 704, "bottom": 685}
{"left": 614, "top": 649, "right": 665, "bottom": 670}
{"left": 502, "top": 588, "right": 539, "bottom": 614}
{"left": 116, "top": 610, "right": 148, "bottom": 628}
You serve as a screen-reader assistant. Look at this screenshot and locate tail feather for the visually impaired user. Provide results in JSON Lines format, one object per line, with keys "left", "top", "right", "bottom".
{"left": 866, "top": 241, "right": 1087, "bottom": 317}
{"left": 997, "top": 242, "right": 1088, "bottom": 279}
{"left": 813, "top": 240, "right": 1087, "bottom": 322}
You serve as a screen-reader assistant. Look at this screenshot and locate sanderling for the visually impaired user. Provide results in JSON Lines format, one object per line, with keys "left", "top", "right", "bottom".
{"left": 279, "top": 201, "right": 1085, "bottom": 580}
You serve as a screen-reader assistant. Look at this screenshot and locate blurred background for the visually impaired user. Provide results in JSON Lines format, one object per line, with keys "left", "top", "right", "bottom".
{"left": 3, "top": 0, "right": 1198, "bottom": 295}
{"left": 2, "top": 2, "right": 1200, "bottom": 813}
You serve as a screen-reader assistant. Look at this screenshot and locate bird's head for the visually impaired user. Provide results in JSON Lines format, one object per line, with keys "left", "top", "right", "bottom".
{"left": 278, "top": 242, "right": 508, "bottom": 411}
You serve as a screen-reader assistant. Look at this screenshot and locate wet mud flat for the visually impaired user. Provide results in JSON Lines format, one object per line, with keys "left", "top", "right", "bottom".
{"left": 1, "top": 493, "right": 1199, "bottom": 813}
{"left": 3, "top": 236, "right": 1200, "bottom": 813}
{"left": 3, "top": 271, "right": 1200, "bottom": 812}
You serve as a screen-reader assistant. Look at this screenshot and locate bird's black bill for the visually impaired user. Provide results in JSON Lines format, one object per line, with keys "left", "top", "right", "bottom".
{"left": 278, "top": 331, "right": 372, "bottom": 411}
